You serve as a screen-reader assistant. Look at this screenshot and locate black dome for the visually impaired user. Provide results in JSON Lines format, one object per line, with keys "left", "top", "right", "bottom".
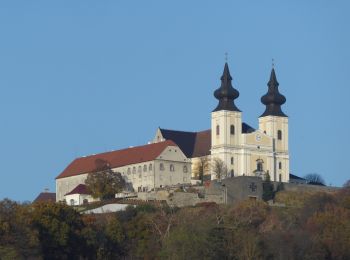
{"left": 260, "top": 68, "right": 287, "bottom": 117}
{"left": 213, "top": 63, "right": 241, "bottom": 112}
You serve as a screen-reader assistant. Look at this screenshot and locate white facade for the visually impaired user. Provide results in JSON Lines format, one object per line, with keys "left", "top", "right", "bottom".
{"left": 56, "top": 144, "right": 191, "bottom": 202}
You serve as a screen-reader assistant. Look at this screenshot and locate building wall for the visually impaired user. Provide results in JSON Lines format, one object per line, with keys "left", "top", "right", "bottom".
{"left": 56, "top": 145, "right": 191, "bottom": 202}
{"left": 56, "top": 174, "right": 88, "bottom": 202}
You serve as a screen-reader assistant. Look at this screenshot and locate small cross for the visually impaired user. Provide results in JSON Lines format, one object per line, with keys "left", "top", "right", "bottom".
{"left": 225, "top": 52, "right": 228, "bottom": 62}
{"left": 272, "top": 58, "right": 275, "bottom": 68}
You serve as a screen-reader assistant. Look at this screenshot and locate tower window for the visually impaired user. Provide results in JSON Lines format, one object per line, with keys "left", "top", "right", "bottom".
{"left": 216, "top": 125, "right": 220, "bottom": 135}
{"left": 170, "top": 164, "right": 175, "bottom": 172}
{"left": 277, "top": 130, "right": 282, "bottom": 140}
{"left": 231, "top": 169, "right": 234, "bottom": 177}
{"left": 230, "top": 125, "right": 235, "bottom": 135}
{"left": 256, "top": 159, "right": 264, "bottom": 172}
{"left": 143, "top": 165, "right": 147, "bottom": 172}
{"left": 279, "top": 162, "right": 282, "bottom": 170}
{"left": 149, "top": 164, "right": 153, "bottom": 171}
{"left": 231, "top": 157, "right": 234, "bottom": 165}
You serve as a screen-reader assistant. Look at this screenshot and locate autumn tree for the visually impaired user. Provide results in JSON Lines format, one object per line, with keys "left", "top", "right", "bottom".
{"left": 30, "top": 202, "right": 86, "bottom": 259}
{"left": 212, "top": 157, "right": 228, "bottom": 180}
{"left": 85, "top": 159, "right": 126, "bottom": 200}
{"left": 192, "top": 157, "right": 209, "bottom": 185}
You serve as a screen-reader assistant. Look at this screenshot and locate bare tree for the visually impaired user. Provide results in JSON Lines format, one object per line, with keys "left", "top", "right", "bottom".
{"left": 343, "top": 179, "right": 350, "bottom": 187}
{"left": 192, "top": 157, "right": 209, "bottom": 185}
{"left": 212, "top": 157, "right": 228, "bottom": 180}
{"left": 304, "top": 173, "right": 325, "bottom": 186}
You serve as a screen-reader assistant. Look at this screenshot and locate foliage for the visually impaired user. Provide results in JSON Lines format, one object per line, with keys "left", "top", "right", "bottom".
{"left": 262, "top": 172, "right": 274, "bottom": 201}
{"left": 211, "top": 157, "right": 228, "bottom": 180}
{"left": 304, "top": 173, "right": 326, "bottom": 186}
{"left": 85, "top": 169, "right": 126, "bottom": 200}
{"left": 192, "top": 157, "right": 209, "bottom": 185}
{"left": 1, "top": 186, "right": 350, "bottom": 259}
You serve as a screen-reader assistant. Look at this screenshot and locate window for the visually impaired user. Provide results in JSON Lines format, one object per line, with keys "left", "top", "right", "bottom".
{"left": 143, "top": 165, "right": 147, "bottom": 172}
{"left": 149, "top": 164, "right": 153, "bottom": 171}
{"left": 127, "top": 168, "right": 131, "bottom": 175}
{"left": 183, "top": 165, "right": 188, "bottom": 173}
{"left": 279, "top": 162, "right": 282, "bottom": 170}
{"left": 138, "top": 166, "right": 142, "bottom": 173}
{"left": 160, "top": 163, "right": 164, "bottom": 171}
{"left": 70, "top": 199, "right": 75, "bottom": 206}
{"left": 170, "top": 164, "right": 175, "bottom": 172}
{"left": 83, "top": 199, "right": 88, "bottom": 205}
{"left": 231, "top": 157, "right": 234, "bottom": 165}
{"left": 256, "top": 159, "right": 263, "bottom": 171}
{"left": 216, "top": 125, "right": 220, "bottom": 135}
{"left": 231, "top": 169, "right": 234, "bottom": 177}
{"left": 277, "top": 130, "right": 282, "bottom": 140}
{"left": 279, "top": 174, "right": 282, "bottom": 182}
{"left": 230, "top": 125, "right": 235, "bottom": 135}
{"left": 132, "top": 167, "right": 136, "bottom": 174}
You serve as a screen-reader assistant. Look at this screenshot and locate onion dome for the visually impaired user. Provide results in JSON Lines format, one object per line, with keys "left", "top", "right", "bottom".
{"left": 213, "top": 62, "right": 241, "bottom": 112}
{"left": 260, "top": 68, "right": 287, "bottom": 117}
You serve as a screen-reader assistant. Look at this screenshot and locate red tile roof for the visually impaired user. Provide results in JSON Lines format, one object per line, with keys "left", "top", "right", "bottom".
{"left": 56, "top": 140, "right": 177, "bottom": 179}
{"left": 65, "top": 184, "right": 90, "bottom": 196}
{"left": 33, "top": 192, "right": 56, "bottom": 203}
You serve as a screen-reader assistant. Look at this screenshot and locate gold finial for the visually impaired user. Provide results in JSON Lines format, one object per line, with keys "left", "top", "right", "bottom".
{"left": 272, "top": 58, "right": 275, "bottom": 68}
{"left": 225, "top": 52, "right": 228, "bottom": 62}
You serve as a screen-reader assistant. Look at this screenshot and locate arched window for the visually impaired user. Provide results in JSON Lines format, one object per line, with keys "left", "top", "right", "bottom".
{"left": 230, "top": 125, "right": 235, "bottom": 135}
{"left": 138, "top": 166, "right": 142, "bottom": 173}
{"left": 183, "top": 165, "right": 188, "bottom": 173}
{"left": 279, "top": 162, "right": 282, "bottom": 170}
{"left": 231, "top": 169, "right": 234, "bottom": 177}
{"left": 160, "top": 163, "right": 164, "bottom": 171}
{"left": 231, "top": 157, "right": 234, "bottom": 165}
{"left": 127, "top": 168, "right": 131, "bottom": 174}
{"left": 70, "top": 199, "right": 75, "bottom": 206}
{"left": 132, "top": 167, "right": 136, "bottom": 174}
{"left": 143, "top": 165, "right": 147, "bottom": 172}
{"left": 257, "top": 159, "right": 264, "bottom": 172}
{"left": 216, "top": 125, "right": 220, "bottom": 135}
{"left": 277, "top": 130, "right": 282, "bottom": 140}
{"left": 170, "top": 164, "right": 175, "bottom": 172}
{"left": 149, "top": 164, "right": 153, "bottom": 171}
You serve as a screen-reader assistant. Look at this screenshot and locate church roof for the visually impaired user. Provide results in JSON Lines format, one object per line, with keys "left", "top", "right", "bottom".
{"left": 159, "top": 128, "right": 210, "bottom": 158}
{"left": 65, "top": 184, "right": 90, "bottom": 196}
{"left": 160, "top": 123, "right": 255, "bottom": 158}
{"left": 56, "top": 140, "right": 177, "bottom": 179}
{"left": 33, "top": 192, "right": 56, "bottom": 203}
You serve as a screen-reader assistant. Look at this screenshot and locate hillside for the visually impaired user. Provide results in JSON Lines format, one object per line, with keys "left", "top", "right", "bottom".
{"left": 1, "top": 187, "right": 350, "bottom": 259}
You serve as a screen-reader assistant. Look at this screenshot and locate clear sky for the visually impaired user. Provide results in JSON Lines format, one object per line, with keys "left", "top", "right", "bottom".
{"left": 0, "top": 1, "right": 349, "bottom": 201}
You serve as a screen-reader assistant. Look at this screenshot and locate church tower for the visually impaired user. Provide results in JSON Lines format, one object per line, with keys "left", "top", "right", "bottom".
{"left": 258, "top": 67, "right": 289, "bottom": 182}
{"left": 211, "top": 63, "right": 242, "bottom": 179}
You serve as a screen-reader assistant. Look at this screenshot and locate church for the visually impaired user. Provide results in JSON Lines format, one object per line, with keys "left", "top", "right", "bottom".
{"left": 55, "top": 62, "right": 290, "bottom": 202}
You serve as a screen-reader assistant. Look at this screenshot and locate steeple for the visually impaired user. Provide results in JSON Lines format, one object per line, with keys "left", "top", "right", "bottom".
{"left": 260, "top": 67, "right": 287, "bottom": 117}
{"left": 213, "top": 63, "right": 241, "bottom": 112}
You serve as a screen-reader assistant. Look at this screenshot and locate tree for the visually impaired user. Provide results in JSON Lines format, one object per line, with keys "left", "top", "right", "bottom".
{"left": 262, "top": 172, "right": 275, "bottom": 201}
{"left": 211, "top": 157, "right": 228, "bottom": 180}
{"left": 192, "top": 157, "right": 209, "bottom": 185}
{"left": 30, "top": 202, "right": 86, "bottom": 259}
{"left": 343, "top": 179, "right": 350, "bottom": 187}
{"left": 304, "top": 173, "right": 325, "bottom": 186}
{"left": 85, "top": 161, "right": 126, "bottom": 200}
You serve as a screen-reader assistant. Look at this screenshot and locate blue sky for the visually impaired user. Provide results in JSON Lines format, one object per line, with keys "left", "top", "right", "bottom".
{"left": 0, "top": 1, "right": 349, "bottom": 201}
